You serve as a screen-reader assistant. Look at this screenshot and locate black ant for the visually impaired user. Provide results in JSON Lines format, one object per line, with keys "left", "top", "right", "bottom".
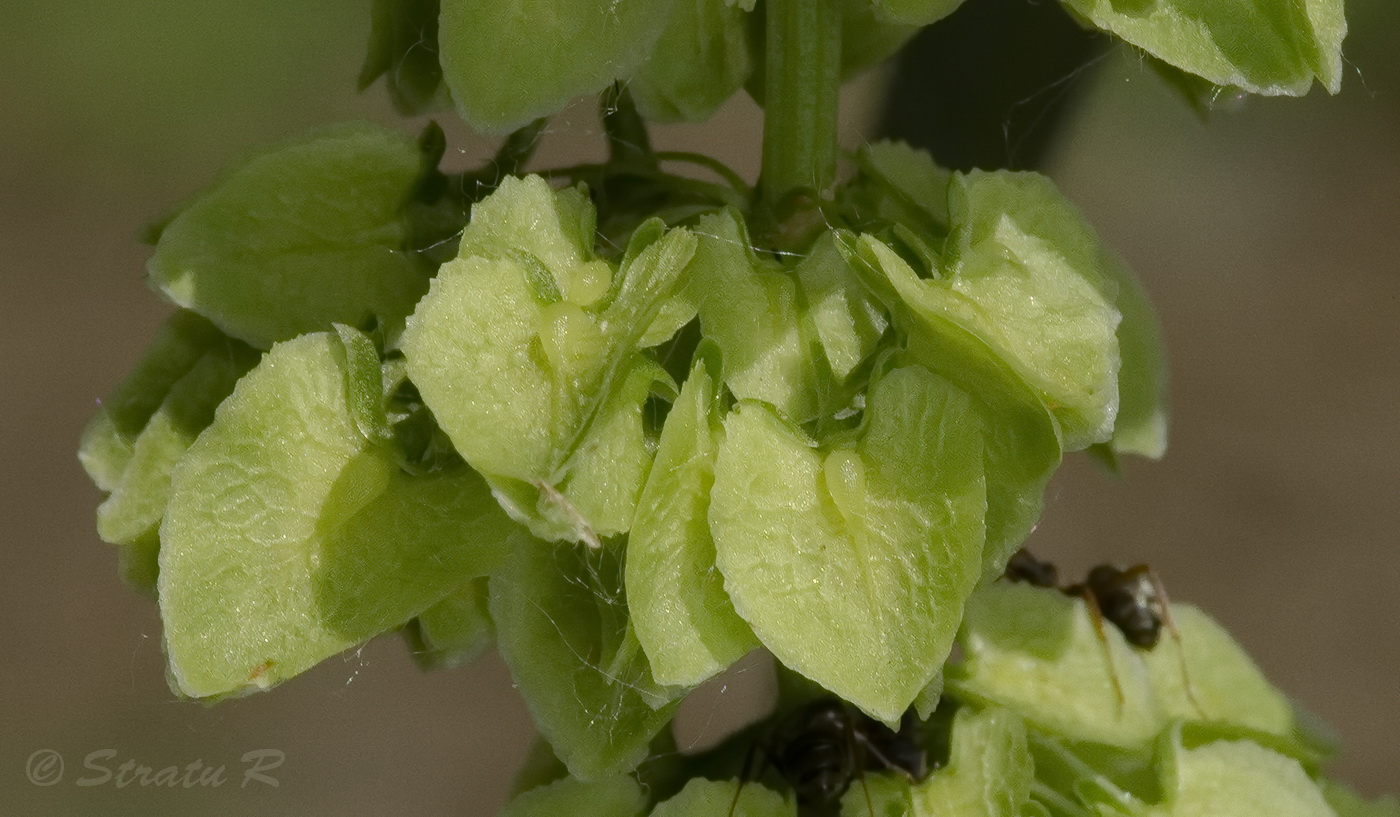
{"left": 1003, "top": 549, "right": 1203, "bottom": 715}
{"left": 728, "top": 697, "right": 930, "bottom": 817}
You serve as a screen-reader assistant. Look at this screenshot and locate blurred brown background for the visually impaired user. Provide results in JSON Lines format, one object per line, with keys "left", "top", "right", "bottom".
{"left": 2, "top": 1, "right": 1397, "bottom": 813}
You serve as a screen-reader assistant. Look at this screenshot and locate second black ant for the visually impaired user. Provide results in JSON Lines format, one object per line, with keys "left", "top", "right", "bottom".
{"left": 1003, "top": 549, "right": 1204, "bottom": 716}
{"left": 728, "top": 696, "right": 934, "bottom": 817}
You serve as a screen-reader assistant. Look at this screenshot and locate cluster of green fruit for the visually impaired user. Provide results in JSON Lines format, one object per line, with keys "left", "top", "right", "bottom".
{"left": 79, "top": 0, "right": 1392, "bottom": 814}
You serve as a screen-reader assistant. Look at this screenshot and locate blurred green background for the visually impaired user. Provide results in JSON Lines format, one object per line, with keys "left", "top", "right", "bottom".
{"left": 2, "top": 1, "right": 1397, "bottom": 813}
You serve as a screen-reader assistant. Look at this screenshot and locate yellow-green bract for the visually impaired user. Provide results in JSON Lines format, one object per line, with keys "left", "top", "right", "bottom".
{"left": 440, "top": 0, "right": 681, "bottom": 133}
{"left": 159, "top": 330, "right": 515, "bottom": 698}
{"left": 626, "top": 350, "right": 759, "bottom": 688}
{"left": 491, "top": 538, "right": 682, "bottom": 780}
{"left": 147, "top": 123, "right": 430, "bottom": 349}
{"left": 710, "top": 364, "right": 987, "bottom": 723}
{"left": 402, "top": 176, "right": 696, "bottom": 545}
{"left": 1063, "top": 0, "right": 1346, "bottom": 97}
{"left": 950, "top": 583, "right": 1308, "bottom": 755}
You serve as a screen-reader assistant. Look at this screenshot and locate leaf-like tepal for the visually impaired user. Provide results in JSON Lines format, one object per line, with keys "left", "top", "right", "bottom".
{"left": 627, "top": 350, "right": 758, "bottom": 687}
{"left": 630, "top": 0, "right": 754, "bottom": 124}
{"left": 1063, "top": 0, "right": 1345, "bottom": 96}
{"left": 949, "top": 582, "right": 1163, "bottom": 748}
{"left": 159, "top": 331, "right": 515, "bottom": 698}
{"left": 910, "top": 707, "right": 1034, "bottom": 817}
{"left": 148, "top": 123, "right": 429, "bottom": 349}
{"left": 79, "top": 311, "right": 231, "bottom": 491}
{"left": 1154, "top": 731, "right": 1338, "bottom": 817}
{"left": 492, "top": 538, "right": 682, "bottom": 780}
{"left": 711, "top": 363, "right": 986, "bottom": 722}
{"left": 439, "top": 0, "right": 682, "bottom": 133}
{"left": 402, "top": 177, "right": 696, "bottom": 543}
{"left": 499, "top": 774, "right": 647, "bottom": 817}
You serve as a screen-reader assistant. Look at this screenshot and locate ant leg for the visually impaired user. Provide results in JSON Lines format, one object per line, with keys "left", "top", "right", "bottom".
{"left": 853, "top": 732, "right": 918, "bottom": 784}
{"left": 840, "top": 705, "right": 876, "bottom": 817}
{"left": 1147, "top": 569, "right": 1206, "bottom": 718}
{"left": 728, "top": 740, "right": 769, "bottom": 817}
{"left": 859, "top": 772, "right": 874, "bottom": 817}
{"left": 1077, "top": 585, "right": 1126, "bottom": 717}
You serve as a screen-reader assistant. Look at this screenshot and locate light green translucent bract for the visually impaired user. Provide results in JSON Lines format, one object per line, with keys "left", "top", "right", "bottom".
{"left": 492, "top": 538, "right": 682, "bottom": 780}
{"left": 1322, "top": 781, "right": 1400, "bottom": 817}
{"left": 952, "top": 583, "right": 1304, "bottom": 753}
{"left": 653, "top": 778, "right": 793, "bottom": 817}
{"left": 159, "top": 331, "right": 515, "bottom": 698}
{"left": 682, "top": 210, "right": 820, "bottom": 424}
{"left": 408, "top": 578, "right": 493, "bottom": 670}
{"left": 148, "top": 123, "right": 428, "bottom": 349}
{"left": 631, "top": 0, "right": 753, "bottom": 124}
{"left": 851, "top": 239, "right": 1061, "bottom": 580}
{"left": 910, "top": 707, "right": 1034, "bottom": 817}
{"left": 96, "top": 342, "right": 257, "bottom": 546}
{"left": 402, "top": 176, "right": 696, "bottom": 544}
{"left": 943, "top": 170, "right": 1123, "bottom": 451}
{"left": 627, "top": 352, "right": 758, "bottom": 687}
{"left": 501, "top": 774, "right": 647, "bottom": 817}
{"left": 797, "top": 231, "right": 889, "bottom": 385}
{"left": 870, "top": 0, "right": 967, "bottom": 26}
{"left": 951, "top": 582, "right": 1162, "bottom": 748}
{"left": 1064, "top": 0, "right": 1346, "bottom": 96}
{"left": 711, "top": 364, "right": 986, "bottom": 722}
{"left": 1101, "top": 251, "right": 1169, "bottom": 459}
{"left": 439, "top": 0, "right": 680, "bottom": 133}
{"left": 79, "top": 311, "right": 228, "bottom": 491}
{"left": 1143, "top": 605, "right": 1294, "bottom": 739}
{"left": 1150, "top": 733, "right": 1335, "bottom": 817}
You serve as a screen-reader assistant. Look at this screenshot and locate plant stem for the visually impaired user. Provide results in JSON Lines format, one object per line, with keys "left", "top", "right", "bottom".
{"left": 760, "top": 0, "right": 842, "bottom": 209}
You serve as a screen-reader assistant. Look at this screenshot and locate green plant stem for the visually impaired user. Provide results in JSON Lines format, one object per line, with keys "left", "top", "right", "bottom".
{"left": 760, "top": 0, "right": 842, "bottom": 209}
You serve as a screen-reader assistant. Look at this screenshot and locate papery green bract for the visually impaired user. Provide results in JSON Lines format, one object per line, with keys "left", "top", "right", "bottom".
{"left": 406, "top": 578, "right": 493, "bottom": 670}
{"left": 653, "top": 778, "right": 793, "bottom": 817}
{"left": 953, "top": 583, "right": 1312, "bottom": 756}
{"left": 402, "top": 176, "right": 696, "bottom": 543}
{"left": 359, "top": 0, "right": 449, "bottom": 115}
{"left": 501, "top": 774, "right": 647, "bottom": 817}
{"left": 869, "top": 0, "right": 967, "bottom": 27}
{"left": 845, "top": 141, "right": 953, "bottom": 239}
{"left": 159, "top": 331, "right": 515, "bottom": 698}
{"left": 148, "top": 123, "right": 430, "bottom": 349}
{"left": 1322, "top": 781, "right": 1400, "bottom": 817}
{"left": 796, "top": 232, "right": 889, "bottom": 384}
{"left": 79, "top": 311, "right": 229, "bottom": 491}
{"left": 491, "top": 539, "right": 681, "bottom": 780}
{"left": 631, "top": 0, "right": 753, "bottom": 124}
{"left": 1149, "top": 734, "right": 1336, "bottom": 817}
{"left": 949, "top": 582, "right": 1163, "bottom": 748}
{"left": 439, "top": 0, "right": 681, "bottom": 133}
{"left": 682, "top": 210, "right": 820, "bottom": 424}
{"left": 96, "top": 341, "right": 258, "bottom": 547}
{"left": 848, "top": 238, "right": 1061, "bottom": 579}
{"left": 710, "top": 364, "right": 986, "bottom": 722}
{"left": 627, "top": 351, "right": 758, "bottom": 688}
{"left": 910, "top": 707, "right": 1034, "bottom": 817}
{"left": 1100, "top": 251, "right": 1168, "bottom": 459}
{"left": 840, "top": 775, "right": 915, "bottom": 817}
{"left": 557, "top": 357, "right": 676, "bottom": 539}
{"left": 943, "top": 170, "right": 1123, "bottom": 451}
{"left": 1063, "top": 0, "right": 1346, "bottom": 97}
